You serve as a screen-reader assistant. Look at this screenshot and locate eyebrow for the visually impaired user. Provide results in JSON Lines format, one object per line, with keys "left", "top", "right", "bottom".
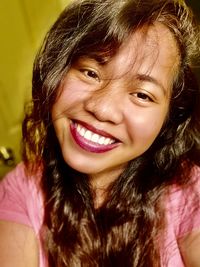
{"left": 81, "top": 54, "right": 110, "bottom": 65}
{"left": 93, "top": 57, "right": 109, "bottom": 66}
{"left": 135, "top": 73, "right": 167, "bottom": 96}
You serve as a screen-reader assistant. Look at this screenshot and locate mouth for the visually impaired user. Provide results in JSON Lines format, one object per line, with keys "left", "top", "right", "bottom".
{"left": 70, "top": 120, "right": 120, "bottom": 153}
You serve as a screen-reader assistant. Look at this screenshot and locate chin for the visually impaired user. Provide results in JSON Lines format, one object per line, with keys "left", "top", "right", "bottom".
{"left": 62, "top": 153, "right": 97, "bottom": 174}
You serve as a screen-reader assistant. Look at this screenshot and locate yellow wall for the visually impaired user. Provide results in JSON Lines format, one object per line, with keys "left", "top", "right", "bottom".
{"left": 0, "top": 0, "right": 68, "bottom": 177}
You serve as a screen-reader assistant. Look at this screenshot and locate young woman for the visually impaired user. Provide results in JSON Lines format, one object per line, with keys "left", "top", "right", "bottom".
{"left": 0, "top": 0, "right": 200, "bottom": 266}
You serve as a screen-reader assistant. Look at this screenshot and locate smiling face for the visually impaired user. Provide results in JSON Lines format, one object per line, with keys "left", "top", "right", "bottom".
{"left": 52, "top": 23, "right": 179, "bottom": 186}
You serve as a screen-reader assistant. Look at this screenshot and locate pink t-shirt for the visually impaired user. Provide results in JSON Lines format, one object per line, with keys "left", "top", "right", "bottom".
{"left": 0, "top": 163, "right": 46, "bottom": 267}
{"left": 0, "top": 163, "right": 200, "bottom": 267}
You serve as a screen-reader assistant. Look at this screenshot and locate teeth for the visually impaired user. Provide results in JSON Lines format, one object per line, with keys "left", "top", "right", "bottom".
{"left": 84, "top": 130, "right": 92, "bottom": 140}
{"left": 91, "top": 133, "right": 99, "bottom": 143}
{"left": 75, "top": 123, "right": 115, "bottom": 145}
{"left": 77, "top": 124, "right": 81, "bottom": 133}
{"left": 98, "top": 137, "right": 105, "bottom": 145}
{"left": 104, "top": 138, "right": 110, "bottom": 145}
{"left": 80, "top": 127, "right": 85, "bottom": 137}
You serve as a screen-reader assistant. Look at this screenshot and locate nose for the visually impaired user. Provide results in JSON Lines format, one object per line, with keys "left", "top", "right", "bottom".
{"left": 84, "top": 85, "right": 124, "bottom": 124}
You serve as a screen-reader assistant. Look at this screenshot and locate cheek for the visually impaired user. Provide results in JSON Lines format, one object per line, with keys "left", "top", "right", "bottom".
{"left": 53, "top": 80, "right": 86, "bottom": 113}
{"left": 126, "top": 108, "right": 168, "bottom": 143}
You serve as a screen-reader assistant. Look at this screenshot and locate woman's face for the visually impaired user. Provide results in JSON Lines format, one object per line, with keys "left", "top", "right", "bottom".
{"left": 52, "top": 23, "right": 179, "bottom": 184}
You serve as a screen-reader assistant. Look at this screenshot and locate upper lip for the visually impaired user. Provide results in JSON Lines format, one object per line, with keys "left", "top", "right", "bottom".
{"left": 73, "top": 119, "right": 120, "bottom": 142}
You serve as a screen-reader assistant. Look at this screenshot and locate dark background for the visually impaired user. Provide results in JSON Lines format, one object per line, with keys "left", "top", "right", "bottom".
{"left": 187, "top": 0, "right": 200, "bottom": 17}
{"left": 187, "top": 0, "right": 200, "bottom": 163}
{"left": 186, "top": 0, "right": 200, "bottom": 83}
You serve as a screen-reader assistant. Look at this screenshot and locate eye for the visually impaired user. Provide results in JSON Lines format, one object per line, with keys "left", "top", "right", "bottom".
{"left": 136, "top": 92, "right": 153, "bottom": 101}
{"left": 80, "top": 69, "right": 100, "bottom": 82}
{"left": 130, "top": 91, "right": 154, "bottom": 103}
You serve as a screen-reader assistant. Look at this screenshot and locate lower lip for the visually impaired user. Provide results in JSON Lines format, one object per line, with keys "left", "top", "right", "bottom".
{"left": 70, "top": 122, "right": 119, "bottom": 153}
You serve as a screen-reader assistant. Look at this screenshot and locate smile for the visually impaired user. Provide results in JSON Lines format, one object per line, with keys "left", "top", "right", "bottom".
{"left": 70, "top": 120, "right": 119, "bottom": 153}
{"left": 76, "top": 123, "right": 115, "bottom": 145}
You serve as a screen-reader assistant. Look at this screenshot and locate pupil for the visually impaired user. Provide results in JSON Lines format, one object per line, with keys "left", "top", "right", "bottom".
{"left": 88, "top": 71, "right": 96, "bottom": 78}
{"left": 138, "top": 93, "right": 147, "bottom": 99}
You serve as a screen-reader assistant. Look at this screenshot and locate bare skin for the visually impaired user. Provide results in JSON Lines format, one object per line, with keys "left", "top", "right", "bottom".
{"left": 52, "top": 23, "right": 177, "bottom": 189}
{"left": 0, "top": 221, "right": 39, "bottom": 267}
{"left": 179, "top": 229, "right": 200, "bottom": 267}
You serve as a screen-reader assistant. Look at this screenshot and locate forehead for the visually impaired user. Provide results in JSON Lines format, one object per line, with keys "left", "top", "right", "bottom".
{"left": 111, "top": 23, "right": 180, "bottom": 74}
{"left": 95, "top": 23, "right": 180, "bottom": 95}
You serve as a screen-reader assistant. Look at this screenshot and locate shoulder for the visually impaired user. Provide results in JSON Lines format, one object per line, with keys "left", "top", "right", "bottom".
{"left": 0, "top": 162, "right": 44, "bottom": 233}
{"left": 166, "top": 164, "right": 200, "bottom": 237}
{"left": 0, "top": 162, "right": 38, "bottom": 193}
{"left": 179, "top": 228, "right": 200, "bottom": 267}
{"left": 161, "top": 165, "right": 200, "bottom": 266}
{"left": 0, "top": 163, "right": 43, "bottom": 267}
{"left": 177, "top": 164, "right": 200, "bottom": 266}
{"left": 0, "top": 220, "right": 39, "bottom": 267}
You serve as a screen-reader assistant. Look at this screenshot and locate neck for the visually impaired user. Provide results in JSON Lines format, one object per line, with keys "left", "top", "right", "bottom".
{"left": 88, "top": 165, "right": 126, "bottom": 208}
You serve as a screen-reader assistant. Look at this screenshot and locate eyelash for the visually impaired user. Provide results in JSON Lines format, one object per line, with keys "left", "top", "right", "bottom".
{"left": 79, "top": 67, "right": 155, "bottom": 102}
{"left": 131, "top": 92, "right": 154, "bottom": 102}
{"left": 80, "top": 69, "right": 100, "bottom": 82}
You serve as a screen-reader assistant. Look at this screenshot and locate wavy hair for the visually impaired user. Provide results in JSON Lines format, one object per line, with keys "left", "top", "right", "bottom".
{"left": 22, "top": 0, "right": 200, "bottom": 266}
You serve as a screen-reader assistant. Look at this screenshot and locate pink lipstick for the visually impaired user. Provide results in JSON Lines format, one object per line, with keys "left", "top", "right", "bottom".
{"left": 70, "top": 120, "right": 119, "bottom": 153}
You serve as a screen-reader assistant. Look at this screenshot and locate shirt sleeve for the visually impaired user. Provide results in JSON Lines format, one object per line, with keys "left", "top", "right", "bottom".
{"left": 166, "top": 165, "right": 200, "bottom": 238}
{"left": 0, "top": 163, "right": 46, "bottom": 267}
{"left": 0, "top": 163, "right": 43, "bottom": 230}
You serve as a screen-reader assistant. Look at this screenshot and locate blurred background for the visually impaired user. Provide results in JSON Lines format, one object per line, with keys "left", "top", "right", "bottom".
{"left": 0, "top": 0, "right": 199, "bottom": 178}
{"left": 0, "top": 0, "right": 69, "bottom": 177}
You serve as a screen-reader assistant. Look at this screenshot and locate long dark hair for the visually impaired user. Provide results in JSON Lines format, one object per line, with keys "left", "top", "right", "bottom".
{"left": 22, "top": 0, "right": 200, "bottom": 266}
